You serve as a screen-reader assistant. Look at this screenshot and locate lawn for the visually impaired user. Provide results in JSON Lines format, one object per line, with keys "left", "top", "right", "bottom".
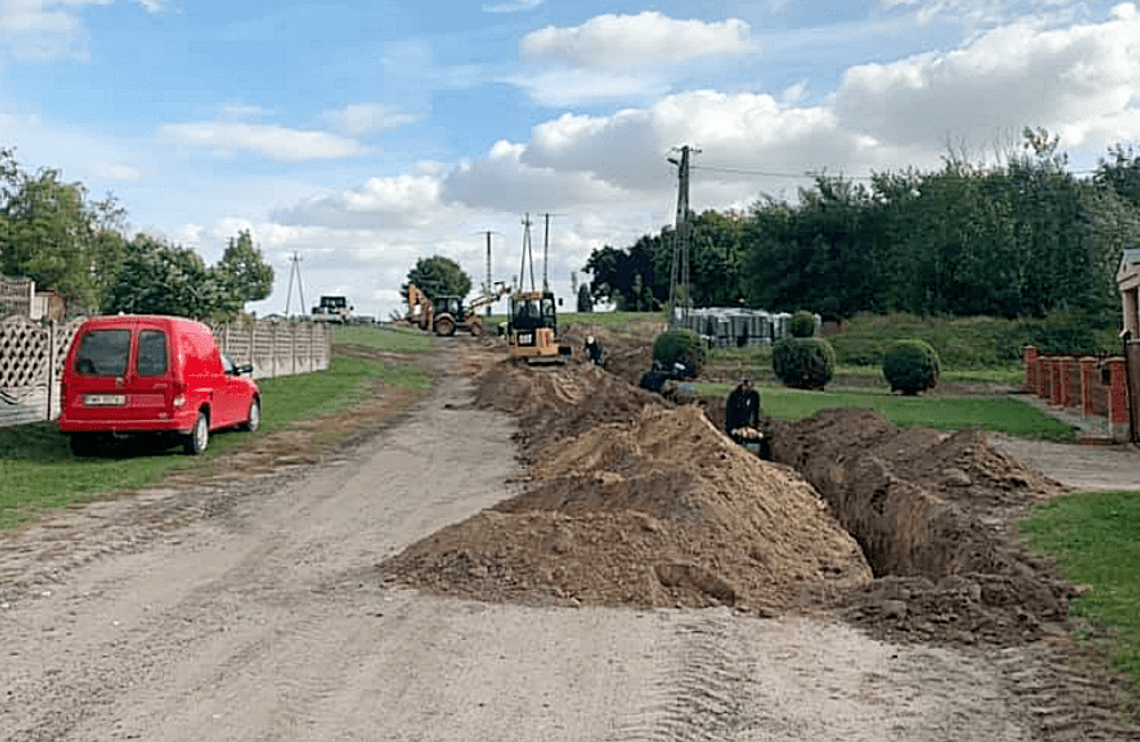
{"left": 1021, "top": 491, "right": 1140, "bottom": 695}
{"left": 695, "top": 381, "right": 1078, "bottom": 442}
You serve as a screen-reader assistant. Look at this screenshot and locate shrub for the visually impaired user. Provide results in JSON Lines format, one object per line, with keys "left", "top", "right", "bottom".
{"left": 789, "top": 310, "right": 817, "bottom": 338}
{"left": 882, "top": 339, "right": 940, "bottom": 395}
{"left": 772, "top": 337, "right": 835, "bottom": 389}
{"left": 652, "top": 328, "right": 706, "bottom": 378}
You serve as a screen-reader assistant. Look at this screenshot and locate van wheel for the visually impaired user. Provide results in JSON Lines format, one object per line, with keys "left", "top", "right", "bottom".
{"left": 241, "top": 399, "right": 261, "bottom": 433}
{"left": 184, "top": 411, "right": 209, "bottom": 455}
{"left": 69, "top": 433, "right": 98, "bottom": 457}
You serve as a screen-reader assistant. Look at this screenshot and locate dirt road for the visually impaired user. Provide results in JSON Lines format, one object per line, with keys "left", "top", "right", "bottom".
{"left": 0, "top": 349, "right": 1125, "bottom": 740}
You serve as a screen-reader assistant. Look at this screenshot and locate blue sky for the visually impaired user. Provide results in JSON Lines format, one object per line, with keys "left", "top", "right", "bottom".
{"left": 3, "top": 0, "right": 1139, "bottom": 319}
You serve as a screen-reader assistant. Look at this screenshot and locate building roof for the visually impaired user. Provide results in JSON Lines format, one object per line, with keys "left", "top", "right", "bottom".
{"left": 1123, "top": 248, "right": 1140, "bottom": 268}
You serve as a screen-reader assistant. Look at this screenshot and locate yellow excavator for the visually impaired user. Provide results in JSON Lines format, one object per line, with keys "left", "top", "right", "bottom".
{"left": 507, "top": 289, "right": 573, "bottom": 364}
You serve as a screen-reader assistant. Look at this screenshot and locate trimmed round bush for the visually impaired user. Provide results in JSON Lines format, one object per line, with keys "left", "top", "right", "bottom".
{"left": 772, "top": 337, "right": 835, "bottom": 390}
{"left": 882, "top": 339, "right": 940, "bottom": 395}
{"left": 652, "top": 329, "right": 705, "bottom": 379}
{"left": 789, "top": 310, "right": 817, "bottom": 338}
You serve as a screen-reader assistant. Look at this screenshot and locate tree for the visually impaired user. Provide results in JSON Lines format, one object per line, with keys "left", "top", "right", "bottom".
{"left": 0, "top": 158, "right": 126, "bottom": 312}
{"left": 105, "top": 234, "right": 223, "bottom": 319}
{"left": 576, "top": 282, "right": 593, "bottom": 312}
{"left": 403, "top": 255, "right": 471, "bottom": 300}
{"left": 215, "top": 229, "right": 274, "bottom": 314}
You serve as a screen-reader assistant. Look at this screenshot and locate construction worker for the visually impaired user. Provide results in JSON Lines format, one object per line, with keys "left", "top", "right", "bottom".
{"left": 584, "top": 335, "right": 604, "bottom": 366}
{"left": 726, "top": 377, "right": 772, "bottom": 459}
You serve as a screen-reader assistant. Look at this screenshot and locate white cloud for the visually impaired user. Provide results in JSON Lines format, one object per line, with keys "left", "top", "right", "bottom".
{"left": 219, "top": 103, "right": 268, "bottom": 118}
{"left": 483, "top": 0, "right": 541, "bottom": 12}
{"left": 87, "top": 162, "right": 142, "bottom": 182}
{"left": 442, "top": 139, "right": 635, "bottom": 213}
{"left": 520, "top": 12, "right": 756, "bottom": 70}
{"left": 273, "top": 164, "right": 458, "bottom": 229}
{"left": 836, "top": 3, "right": 1140, "bottom": 150}
{"left": 321, "top": 103, "right": 420, "bottom": 138}
{"left": 0, "top": 0, "right": 98, "bottom": 61}
{"left": 506, "top": 67, "right": 669, "bottom": 107}
{"left": 160, "top": 121, "right": 367, "bottom": 162}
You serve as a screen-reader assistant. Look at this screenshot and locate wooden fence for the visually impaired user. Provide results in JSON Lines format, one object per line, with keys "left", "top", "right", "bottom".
{"left": 0, "top": 316, "right": 333, "bottom": 428}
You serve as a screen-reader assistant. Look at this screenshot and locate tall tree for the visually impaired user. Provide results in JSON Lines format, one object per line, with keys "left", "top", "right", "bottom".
{"left": 0, "top": 151, "right": 127, "bottom": 312}
{"left": 215, "top": 229, "right": 274, "bottom": 314}
{"left": 402, "top": 255, "right": 471, "bottom": 300}
{"left": 105, "top": 234, "right": 225, "bottom": 320}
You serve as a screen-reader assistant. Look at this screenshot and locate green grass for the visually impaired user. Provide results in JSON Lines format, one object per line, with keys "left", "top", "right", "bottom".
{"left": 0, "top": 344, "right": 433, "bottom": 530}
{"left": 335, "top": 324, "right": 432, "bottom": 352}
{"left": 1021, "top": 492, "right": 1140, "bottom": 689}
{"left": 695, "top": 381, "right": 1077, "bottom": 441}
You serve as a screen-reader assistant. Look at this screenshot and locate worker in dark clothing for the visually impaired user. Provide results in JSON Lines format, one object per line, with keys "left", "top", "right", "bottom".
{"left": 584, "top": 335, "right": 605, "bottom": 366}
{"left": 725, "top": 378, "right": 761, "bottom": 433}
{"left": 726, "top": 378, "right": 771, "bottom": 459}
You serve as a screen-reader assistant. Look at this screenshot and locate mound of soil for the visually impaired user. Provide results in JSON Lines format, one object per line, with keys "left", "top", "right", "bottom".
{"left": 386, "top": 330, "right": 1084, "bottom": 649}
{"left": 771, "top": 408, "right": 1077, "bottom": 645}
{"left": 384, "top": 351, "right": 872, "bottom": 613}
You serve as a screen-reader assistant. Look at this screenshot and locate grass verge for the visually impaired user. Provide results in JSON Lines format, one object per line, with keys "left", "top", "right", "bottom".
{"left": 0, "top": 343, "right": 433, "bottom": 531}
{"left": 1021, "top": 491, "right": 1140, "bottom": 699}
{"left": 695, "top": 382, "right": 1077, "bottom": 441}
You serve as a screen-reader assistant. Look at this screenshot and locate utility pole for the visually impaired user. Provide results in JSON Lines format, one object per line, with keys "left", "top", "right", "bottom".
{"left": 540, "top": 212, "right": 554, "bottom": 292}
{"left": 667, "top": 145, "right": 699, "bottom": 327}
{"left": 481, "top": 230, "right": 495, "bottom": 315}
{"left": 284, "top": 252, "right": 305, "bottom": 318}
{"left": 519, "top": 213, "right": 536, "bottom": 292}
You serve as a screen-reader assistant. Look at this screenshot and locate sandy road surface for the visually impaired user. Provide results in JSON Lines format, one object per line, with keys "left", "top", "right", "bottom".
{"left": 989, "top": 434, "right": 1140, "bottom": 492}
{"left": 0, "top": 353, "right": 1080, "bottom": 741}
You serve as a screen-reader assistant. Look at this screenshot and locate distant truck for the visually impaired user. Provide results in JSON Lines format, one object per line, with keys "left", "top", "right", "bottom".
{"left": 311, "top": 296, "right": 353, "bottom": 323}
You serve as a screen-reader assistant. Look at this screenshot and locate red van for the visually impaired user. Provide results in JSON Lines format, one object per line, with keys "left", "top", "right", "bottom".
{"left": 58, "top": 315, "right": 261, "bottom": 456}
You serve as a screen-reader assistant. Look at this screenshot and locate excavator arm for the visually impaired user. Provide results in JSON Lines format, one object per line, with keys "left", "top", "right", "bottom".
{"left": 406, "top": 284, "right": 433, "bottom": 331}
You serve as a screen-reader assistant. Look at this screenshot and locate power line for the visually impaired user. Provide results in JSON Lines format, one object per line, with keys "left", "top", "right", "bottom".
{"left": 692, "top": 163, "right": 1103, "bottom": 180}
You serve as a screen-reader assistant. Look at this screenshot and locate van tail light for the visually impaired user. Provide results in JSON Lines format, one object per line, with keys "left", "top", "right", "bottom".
{"left": 171, "top": 381, "right": 186, "bottom": 409}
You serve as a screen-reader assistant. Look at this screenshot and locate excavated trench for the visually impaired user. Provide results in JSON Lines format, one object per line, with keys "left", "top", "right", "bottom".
{"left": 383, "top": 331, "right": 1078, "bottom": 649}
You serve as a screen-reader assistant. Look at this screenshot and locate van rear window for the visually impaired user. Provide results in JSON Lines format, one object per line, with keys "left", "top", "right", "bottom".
{"left": 75, "top": 330, "right": 131, "bottom": 376}
{"left": 137, "top": 330, "right": 168, "bottom": 376}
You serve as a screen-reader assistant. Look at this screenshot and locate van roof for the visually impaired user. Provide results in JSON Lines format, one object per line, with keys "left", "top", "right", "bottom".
{"left": 78, "top": 315, "right": 210, "bottom": 330}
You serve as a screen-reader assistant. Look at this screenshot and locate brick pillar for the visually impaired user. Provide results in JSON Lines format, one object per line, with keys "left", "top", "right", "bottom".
{"left": 1080, "top": 357, "right": 1097, "bottom": 417}
{"left": 1108, "top": 357, "right": 1130, "bottom": 442}
{"left": 1024, "top": 345, "right": 1038, "bottom": 392}
{"left": 1037, "top": 355, "right": 1050, "bottom": 398}
{"left": 1050, "top": 357, "right": 1064, "bottom": 405}
{"left": 1059, "top": 357, "right": 1076, "bottom": 408}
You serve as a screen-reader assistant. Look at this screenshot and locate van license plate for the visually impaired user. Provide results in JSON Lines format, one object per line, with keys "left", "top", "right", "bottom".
{"left": 85, "top": 394, "right": 126, "bottom": 406}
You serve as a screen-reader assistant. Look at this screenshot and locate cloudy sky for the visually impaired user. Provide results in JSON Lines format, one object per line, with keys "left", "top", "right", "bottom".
{"left": 3, "top": 0, "right": 1140, "bottom": 319}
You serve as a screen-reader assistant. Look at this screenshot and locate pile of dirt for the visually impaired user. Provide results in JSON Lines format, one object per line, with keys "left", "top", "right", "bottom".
{"left": 387, "top": 333, "right": 1084, "bottom": 648}
{"left": 383, "top": 351, "right": 872, "bottom": 613}
{"left": 771, "top": 408, "right": 1077, "bottom": 645}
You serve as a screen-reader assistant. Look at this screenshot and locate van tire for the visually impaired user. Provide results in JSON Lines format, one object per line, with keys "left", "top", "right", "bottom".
{"left": 69, "top": 434, "right": 98, "bottom": 457}
{"left": 184, "top": 411, "right": 209, "bottom": 455}
{"left": 241, "top": 399, "right": 261, "bottom": 433}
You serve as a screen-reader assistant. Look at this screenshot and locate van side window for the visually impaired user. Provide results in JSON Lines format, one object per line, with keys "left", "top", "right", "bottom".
{"left": 137, "top": 330, "right": 168, "bottom": 376}
{"left": 75, "top": 330, "right": 130, "bottom": 376}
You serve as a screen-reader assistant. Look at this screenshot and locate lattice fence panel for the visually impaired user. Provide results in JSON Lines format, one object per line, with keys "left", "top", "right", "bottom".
{"left": 0, "top": 316, "right": 49, "bottom": 388}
